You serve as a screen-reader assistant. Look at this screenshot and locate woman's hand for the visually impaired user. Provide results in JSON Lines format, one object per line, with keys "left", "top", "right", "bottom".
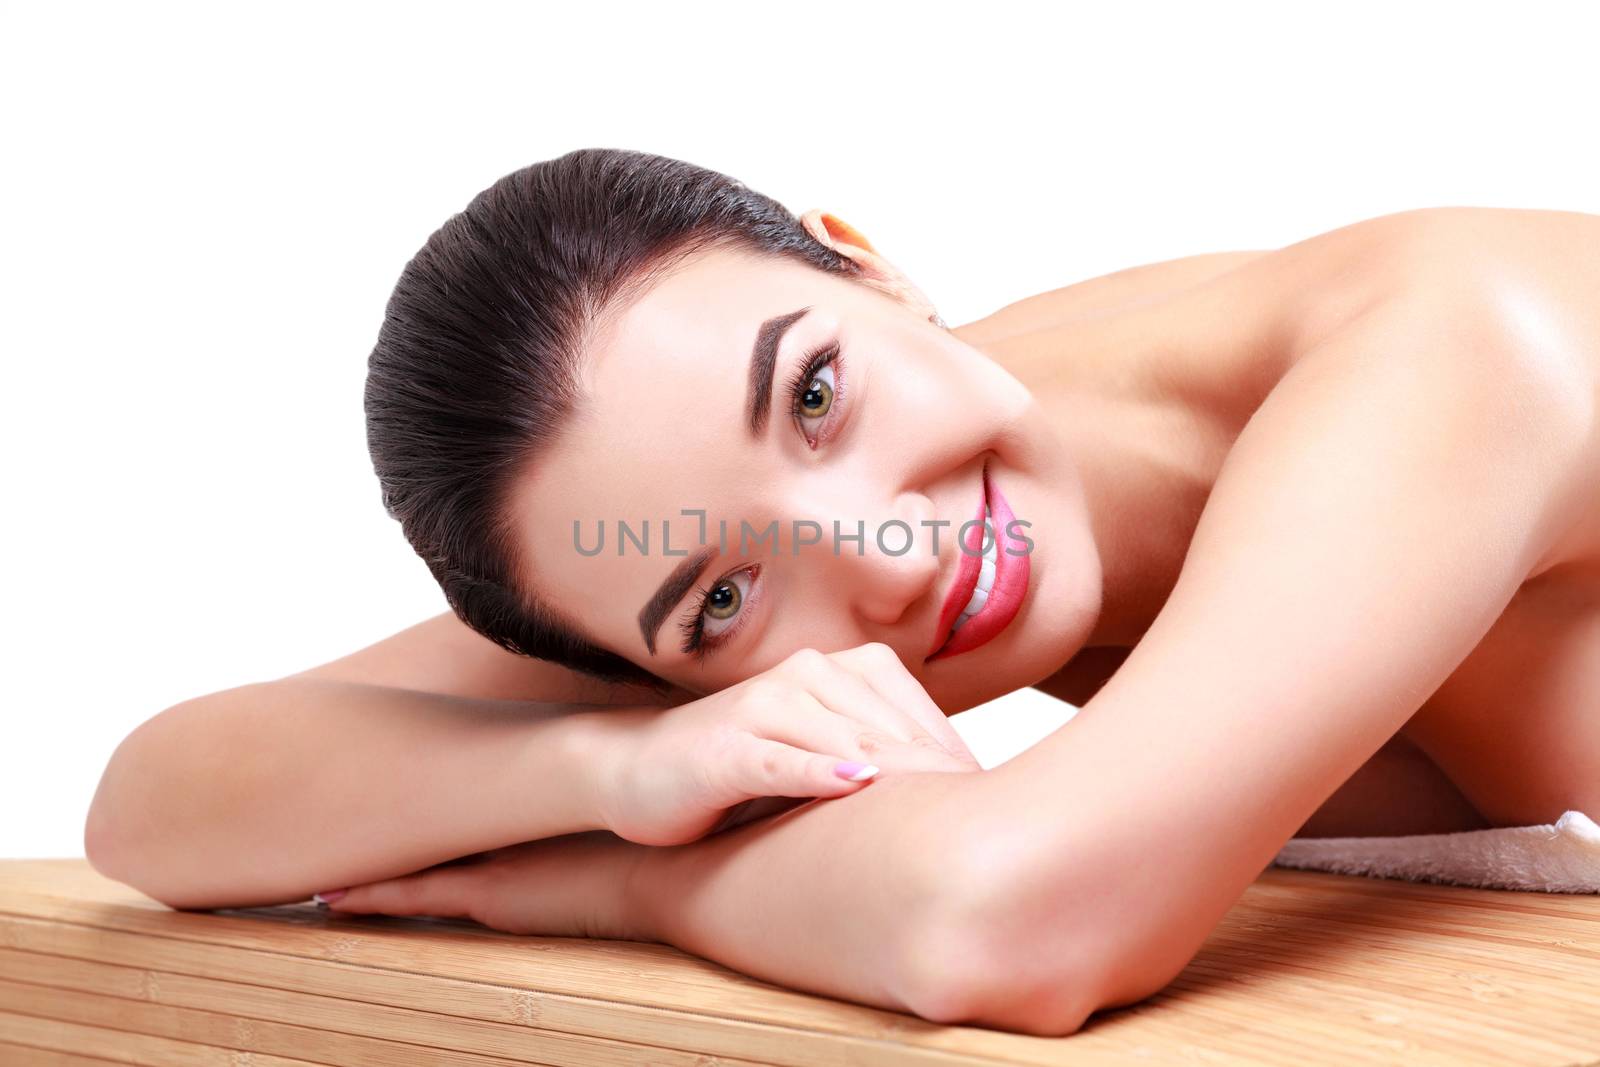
{"left": 589, "top": 643, "right": 980, "bottom": 847}
{"left": 316, "top": 831, "right": 658, "bottom": 943}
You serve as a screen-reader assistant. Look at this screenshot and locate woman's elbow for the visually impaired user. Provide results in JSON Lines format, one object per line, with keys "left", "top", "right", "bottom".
{"left": 890, "top": 864, "right": 1115, "bottom": 1036}
{"left": 904, "top": 919, "right": 1191, "bottom": 1035}
{"left": 894, "top": 841, "right": 1193, "bottom": 1034}
{"left": 895, "top": 914, "right": 1105, "bottom": 1035}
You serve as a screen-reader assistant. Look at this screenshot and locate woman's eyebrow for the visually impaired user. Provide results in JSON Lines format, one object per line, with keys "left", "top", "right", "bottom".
{"left": 747, "top": 306, "right": 811, "bottom": 436}
{"left": 635, "top": 305, "right": 811, "bottom": 653}
{"left": 638, "top": 543, "right": 718, "bottom": 655}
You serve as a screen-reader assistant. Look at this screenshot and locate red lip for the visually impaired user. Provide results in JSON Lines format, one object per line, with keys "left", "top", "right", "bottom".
{"left": 926, "top": 464, "right": 988, "bottom": 658}
{"left": 925, "top": 461, "right": 1031, "bottom": 662}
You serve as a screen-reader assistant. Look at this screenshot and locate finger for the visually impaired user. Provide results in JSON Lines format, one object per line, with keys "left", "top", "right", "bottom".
{"left": 793, "top": 652, "right": 921, "bottom": 742}
{"left": 830, "top": 644, "right": 982, "bottom": 767}
{"left": 742, "top": 675, "right": 953, "bottom": 777}
{"left": 322, "top": 865, "right": 478, "bottom": 920}
{"left": 722, "top": 734, "right": 882, "bottom": 802}
{"left": 741, "top": 684, "right": 904, "bottom": 767}
{"left": 326, "top": 833, "right": 652, "bottom": 942}
{"left": 462, "top": 832, "right": 648, "bottom": 940}
{"left": 802, "top": 650, "right": 968, "bottom": 768}
{"left": 787, "top": 649, "right": 916, "bottom": 742}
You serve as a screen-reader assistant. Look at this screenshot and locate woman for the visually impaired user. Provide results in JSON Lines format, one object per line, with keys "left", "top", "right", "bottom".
{"left": 85, "top": 149, "right": 1599, "bottom": 1036}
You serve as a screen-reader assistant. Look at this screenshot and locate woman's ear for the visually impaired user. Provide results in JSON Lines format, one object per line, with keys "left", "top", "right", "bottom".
{"left": 801, "top": 208, "right": 882, "bottom": 257}
{"left": 800, "top": 208, "right": 947, "bottom": 328}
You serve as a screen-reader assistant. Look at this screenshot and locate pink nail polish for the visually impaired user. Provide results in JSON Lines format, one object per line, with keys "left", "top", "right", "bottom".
{"left": 312, "top": 889, "right": 348, "bottom": 905}
{"left": 834, "top": 761, "right": 879, "bottom": 782}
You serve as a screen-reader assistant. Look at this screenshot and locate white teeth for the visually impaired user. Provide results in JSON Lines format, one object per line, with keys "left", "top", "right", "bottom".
{"left": 949, "top": 510, "right": 1000, "bottom": 636}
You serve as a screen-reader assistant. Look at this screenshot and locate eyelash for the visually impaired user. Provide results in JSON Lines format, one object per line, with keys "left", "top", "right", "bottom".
{"left": 678, "top": 341, "right": 845, "bottom": 658}
{"left": 784, "top": 340, "right": 844, "bottom": 448}
{"left": 678, "top": 563, "right": 762, "bottom": 659}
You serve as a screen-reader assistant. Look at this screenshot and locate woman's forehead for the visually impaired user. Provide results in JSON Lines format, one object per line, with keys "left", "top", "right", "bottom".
{"left": 575, "top": 257, "right": 834, "bottom": 473}
{"left": 585, "top": 247, "right": 833, "bottom": 385}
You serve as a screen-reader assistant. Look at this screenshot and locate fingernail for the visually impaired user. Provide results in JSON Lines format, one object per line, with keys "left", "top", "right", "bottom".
{"left": 312, "top": 889, "right": 348, "bottom": 906}
{"left": 834, "top": 761, "right": 879, "bottom": 782}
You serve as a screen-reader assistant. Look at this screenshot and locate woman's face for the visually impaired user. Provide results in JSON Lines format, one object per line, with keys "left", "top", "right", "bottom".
{"left": 506, "top": 243, "right": 1105, "bottom": 711}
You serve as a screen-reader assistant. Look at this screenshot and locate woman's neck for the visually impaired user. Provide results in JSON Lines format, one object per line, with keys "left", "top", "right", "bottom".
{"left": 955, "top": 252, "right": 1296, "bottom": 650}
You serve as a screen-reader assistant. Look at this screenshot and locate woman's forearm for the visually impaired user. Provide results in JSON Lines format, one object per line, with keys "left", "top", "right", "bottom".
{"left": 633, "top": 768, "right": 992, "bottom": 1022}
{"left": 84, "top": 677, "right": 624, "bottom": 910}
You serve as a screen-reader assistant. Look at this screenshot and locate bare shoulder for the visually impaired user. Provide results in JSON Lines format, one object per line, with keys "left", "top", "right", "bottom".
{"left": 1271, "top": 205, "right": 1600, "bottom": 263}
{"left": 1393, "top": 207, "right": 1600, "bottom": 407}
{"left": 284, "top": 610, "right": 685, "bottom": 707}
{"left": 1225, "top": 207, "right": 1600, "bottom": 576}
{"left": 1261, "top": 206, "right": 1600, "bottom": 341}
{"left": 1350, "top": 204, "right": 1600, "bottom": 262}
{"left": 955, "top": 250, "right": 1270, "bottom": 346}
{"left": 1320, "top": 209, "right": 1600, "bottom": 573}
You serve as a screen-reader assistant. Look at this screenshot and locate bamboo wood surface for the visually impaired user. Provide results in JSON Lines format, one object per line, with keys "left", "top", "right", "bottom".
{"left": 0, "top": 859, "right": 1596, "bottom": 1065}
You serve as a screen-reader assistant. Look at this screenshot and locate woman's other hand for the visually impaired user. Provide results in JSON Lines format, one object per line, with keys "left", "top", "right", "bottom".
{"left": 591, "top": 643, "right": 981, "bottom": 847}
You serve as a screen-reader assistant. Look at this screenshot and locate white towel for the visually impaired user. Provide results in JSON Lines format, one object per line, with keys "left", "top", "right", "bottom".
{"left": 1273, "top": 810, "right": 1600, "bottom": 893}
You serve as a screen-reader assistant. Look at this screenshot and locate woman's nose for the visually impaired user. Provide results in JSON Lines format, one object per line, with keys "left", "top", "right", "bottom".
{"left": 828, "top": 491, "right": 942, "bottom": 628}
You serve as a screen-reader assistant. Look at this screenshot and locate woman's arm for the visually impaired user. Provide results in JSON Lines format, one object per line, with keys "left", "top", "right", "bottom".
{"left": 84, "top": 611, "right": 682, "bottom": 911}
{"left": 919, "top": 273, "right": 1595, "bottom": 1029}
{"left": 84, "top": 678, "right": 648, "bottom": 911}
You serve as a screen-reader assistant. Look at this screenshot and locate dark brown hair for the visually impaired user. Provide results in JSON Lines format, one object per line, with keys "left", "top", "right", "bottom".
{"left": 365, "top": 148, "right": 862, "bottom": 688}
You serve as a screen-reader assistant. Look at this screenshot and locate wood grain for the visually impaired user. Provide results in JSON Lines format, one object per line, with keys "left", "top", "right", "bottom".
{"left": 1, "top": 859, "right": 1596, "bottom": 1065}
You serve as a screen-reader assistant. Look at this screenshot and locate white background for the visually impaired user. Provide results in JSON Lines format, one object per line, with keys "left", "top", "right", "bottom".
{"left": 4, "top": 2, "right": 1597, "bottom": 858}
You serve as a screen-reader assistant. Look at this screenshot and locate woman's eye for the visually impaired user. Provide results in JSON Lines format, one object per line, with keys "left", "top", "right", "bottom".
{"left": 701, "top": 568, "right": 753, "bottom": 639}
{"left": 677, "top": 564, "right": 761, "bottom": 659}
{"left": 797, "top": 363, "right": 836, "bottom": 421}
{"left": 781, "top": 340, "right": 845, "bottom": 451}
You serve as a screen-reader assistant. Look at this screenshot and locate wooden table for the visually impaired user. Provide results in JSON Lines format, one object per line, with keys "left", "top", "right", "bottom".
{"left": 1, "top": 859, "right": 1596, "bottom": 1065}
